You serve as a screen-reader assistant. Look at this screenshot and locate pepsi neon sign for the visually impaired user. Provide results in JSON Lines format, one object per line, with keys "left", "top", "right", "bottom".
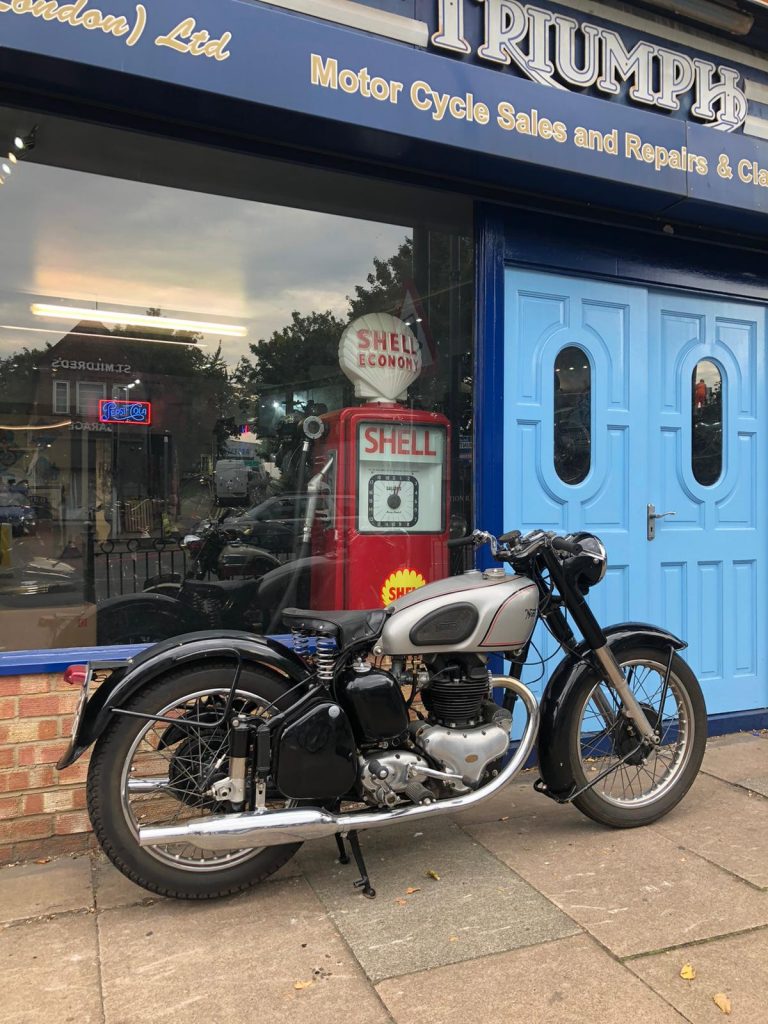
{"left": 98, "top": 400, "right": 152, "bottom": 425}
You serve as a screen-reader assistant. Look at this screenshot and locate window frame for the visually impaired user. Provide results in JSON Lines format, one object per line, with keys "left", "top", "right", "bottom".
{"left": 52, "top": 379, "right": 70, "bottom": 414}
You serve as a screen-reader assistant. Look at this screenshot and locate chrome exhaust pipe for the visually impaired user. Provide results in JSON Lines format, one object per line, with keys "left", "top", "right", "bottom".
{"left": 139, "top": 677, "right": 538, "bottom": 852}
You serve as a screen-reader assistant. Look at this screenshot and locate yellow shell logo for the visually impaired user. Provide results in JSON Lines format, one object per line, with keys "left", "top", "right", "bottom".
{"left": 381, "top": 568, "right": 427, "bottom": 606}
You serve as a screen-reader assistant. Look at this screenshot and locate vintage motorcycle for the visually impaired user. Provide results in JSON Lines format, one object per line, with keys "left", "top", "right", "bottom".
{"left": 58, "top": 526, "right": 706, "bottom": 900}
{"left": 95, "top": 515, "right": 280, "bottom": 646}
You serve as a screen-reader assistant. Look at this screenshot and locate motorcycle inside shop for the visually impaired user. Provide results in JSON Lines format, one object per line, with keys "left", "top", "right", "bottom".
{"left": 56, "top": 313, "right": 707, "bottom": 900}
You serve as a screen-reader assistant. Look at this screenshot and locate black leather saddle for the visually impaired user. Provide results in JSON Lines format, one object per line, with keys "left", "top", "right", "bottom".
{"left": 282, "top": 607, "right": 389, "bottom": 648}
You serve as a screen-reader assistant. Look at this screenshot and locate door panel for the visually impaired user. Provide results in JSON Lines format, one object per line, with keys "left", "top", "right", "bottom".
{"left": 504, "top": 269, "right": 648, "bottom": 694}
{"left": 648, "top": 295, "right": 767, "bottom": 713}
{"left": 504, "top": 269, "right": 767, "bottom": 714}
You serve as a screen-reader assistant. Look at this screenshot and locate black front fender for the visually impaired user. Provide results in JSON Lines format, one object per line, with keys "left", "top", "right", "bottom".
{"left": 537, "top": 623, "right": 686, "bottom": 799}
{"left": 57, "top": 630, "right": 310, "bottom": 769}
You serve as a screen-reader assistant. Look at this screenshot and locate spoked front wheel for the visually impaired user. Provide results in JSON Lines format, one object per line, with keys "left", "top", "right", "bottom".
{"left": 566, "top": 645, "right": 707, "bottom": 827}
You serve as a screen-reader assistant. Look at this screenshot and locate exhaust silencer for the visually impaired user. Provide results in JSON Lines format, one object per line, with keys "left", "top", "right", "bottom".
{"left": 139, "top": 678, "right": 538, "bottom": 852}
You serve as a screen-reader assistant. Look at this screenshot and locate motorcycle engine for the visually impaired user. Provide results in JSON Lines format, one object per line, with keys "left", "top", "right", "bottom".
{"left": 413, "top": 656, "right": 512, "bottom": 794}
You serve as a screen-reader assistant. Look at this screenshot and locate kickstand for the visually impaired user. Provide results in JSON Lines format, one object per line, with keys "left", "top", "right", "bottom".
{"left": 334, "top": 832, "right": 350, "bottom": 865}
{"left": 347, "top": 830, "right": 376, "bottom": 899}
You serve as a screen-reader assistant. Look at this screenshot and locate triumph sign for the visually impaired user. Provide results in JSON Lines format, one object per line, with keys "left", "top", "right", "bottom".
{"left": 432, "top": 0, "right": 748, "bottom": 132}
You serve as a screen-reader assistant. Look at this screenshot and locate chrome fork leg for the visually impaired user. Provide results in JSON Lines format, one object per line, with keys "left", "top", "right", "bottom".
{"left": 593, "top": 646, "right": 658, "bottom": 744}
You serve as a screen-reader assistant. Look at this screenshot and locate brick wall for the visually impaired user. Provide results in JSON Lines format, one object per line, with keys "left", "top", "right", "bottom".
{"left": 0, "top": 672, "right": 94, "bottom": 864}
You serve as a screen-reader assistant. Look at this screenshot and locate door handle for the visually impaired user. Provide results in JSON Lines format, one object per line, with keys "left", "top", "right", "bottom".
{"left": 647, "top": 504, "right": 676, "bottom": 541}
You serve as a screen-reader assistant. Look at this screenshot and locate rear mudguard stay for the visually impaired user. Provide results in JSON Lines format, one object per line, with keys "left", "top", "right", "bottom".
{"left": 537, "top": 623, "right": 687, "bottom": 799}
{"left": 58, "top": 630, "right": 310, "bottom": 768}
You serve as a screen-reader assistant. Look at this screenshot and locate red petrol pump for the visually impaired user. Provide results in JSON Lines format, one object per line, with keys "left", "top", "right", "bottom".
{"left": 309, "top": 313, "right": 450, "bottom": 610}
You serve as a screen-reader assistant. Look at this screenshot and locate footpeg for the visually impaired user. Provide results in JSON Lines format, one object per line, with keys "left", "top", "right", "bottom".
{"left": 404, "top": 781, "right": 433, "bottom": 805}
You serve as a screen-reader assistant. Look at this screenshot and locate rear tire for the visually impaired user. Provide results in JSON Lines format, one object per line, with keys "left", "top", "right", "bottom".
{"left": 87, "top": 662, "right": 302, "bottom": 899}
{"left": 566, "top": 645, "right": 706, "bottom": 828}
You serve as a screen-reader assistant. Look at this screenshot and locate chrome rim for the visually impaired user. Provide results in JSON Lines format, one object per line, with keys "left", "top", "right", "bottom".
{"left": 575, "top": 657, "right": 694, "bottom": 808}
{"left": 119, "top": 686, "right": 286, "bottom": 871}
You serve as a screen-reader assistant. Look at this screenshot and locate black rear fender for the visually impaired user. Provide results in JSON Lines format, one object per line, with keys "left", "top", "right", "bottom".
{"left": 57, "top": 630, "right": 310, "bottom": 769}
{"left": 96, "top": 593, "right": 201, "bottom": 644}
{"left": 537, "top": 623, "right": 686, "bottom": 799}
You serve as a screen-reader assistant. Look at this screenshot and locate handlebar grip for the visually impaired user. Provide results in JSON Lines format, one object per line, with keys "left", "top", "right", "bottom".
{"left": 551, "top": 536, "right": 583, "bottom": 555}
{"left": 447, "top": 536, "right": 476, "bottom": 549}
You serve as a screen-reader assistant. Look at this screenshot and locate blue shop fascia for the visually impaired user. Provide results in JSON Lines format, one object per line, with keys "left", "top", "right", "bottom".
{"left": 3, "top": 0, "right": 768, "bottom": 728}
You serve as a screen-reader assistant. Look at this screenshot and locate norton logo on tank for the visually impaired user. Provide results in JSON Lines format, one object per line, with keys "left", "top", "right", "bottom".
{"left": 432, "top": 0, "right": 747, "bottom": 131}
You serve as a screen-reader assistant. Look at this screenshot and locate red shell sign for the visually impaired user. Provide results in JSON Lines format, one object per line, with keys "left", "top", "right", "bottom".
{"left": 339, "top": 313, "right": 423, "bottom": 401}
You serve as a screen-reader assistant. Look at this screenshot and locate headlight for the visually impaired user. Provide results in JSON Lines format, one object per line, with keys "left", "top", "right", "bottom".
{"left": 566, "top": 532, "right": 607, "bottom": 588}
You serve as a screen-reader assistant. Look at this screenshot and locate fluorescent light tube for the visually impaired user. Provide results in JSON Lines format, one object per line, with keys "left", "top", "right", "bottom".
{"left": 30, "top": 303, "right": 247, "bottom": 338}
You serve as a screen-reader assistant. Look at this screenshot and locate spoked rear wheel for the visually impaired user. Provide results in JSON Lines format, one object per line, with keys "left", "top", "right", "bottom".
{"left": 87, "top": 662, "right": 301, "bottom": 899}
{"left": 567, "top": 646, "right": 706, "bottom": 827}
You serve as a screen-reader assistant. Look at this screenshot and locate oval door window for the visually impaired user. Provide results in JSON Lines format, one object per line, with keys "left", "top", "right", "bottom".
{"left": 554, "top": 346, "right": 591, "bottom": 485}
{"left": 692, "top": 360, "right": 723, "bottom": 487}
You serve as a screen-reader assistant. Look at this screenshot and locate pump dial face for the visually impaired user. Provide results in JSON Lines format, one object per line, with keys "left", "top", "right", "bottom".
{"left": 368, "top": 473, "right": 419, "bottom": 528}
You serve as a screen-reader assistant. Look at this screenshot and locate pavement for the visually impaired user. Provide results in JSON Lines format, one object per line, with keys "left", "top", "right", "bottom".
{"left": 2, "top": 731, "right": 768, "bottom": 1024}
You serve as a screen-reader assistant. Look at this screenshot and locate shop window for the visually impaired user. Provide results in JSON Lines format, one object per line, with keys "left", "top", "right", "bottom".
{"left": 554, "top": 347, "right": 591, "bottom": 485}
{"left": 52, "top": 380, "right": 69, "bottom": 414}
{"left": 0, "top": 115, "right": 473, "bottom": 654}
{"left": 692, "top": 360, "right": 723, "bottom": 486}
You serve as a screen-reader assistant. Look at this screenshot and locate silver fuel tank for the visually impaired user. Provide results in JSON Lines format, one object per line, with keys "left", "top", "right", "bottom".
{"left": 379, "top": 569, "right": 538, "bottom": 657}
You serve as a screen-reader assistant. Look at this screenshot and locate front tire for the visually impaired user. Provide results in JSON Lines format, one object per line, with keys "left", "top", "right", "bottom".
{"left": 87, "top": 662, "right": 302, "bottom": 899}
{"left": 566, "top": 645, "right": 706, "bottom": 828}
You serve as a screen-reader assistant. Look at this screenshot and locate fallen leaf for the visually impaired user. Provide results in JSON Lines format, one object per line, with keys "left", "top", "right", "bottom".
{"left": 449, "top": 936, "right": 459, "bottom": 943}
{"left": 405, "top": 887, "right": 421, "bottom": 895}
{"left": 713, "top": 993, "right": 732, "bottom": 1015}
{"left": 34, "top": 858, "right": 51, "bottom": 865}
{"left": 395, "top": 898, "right": 407, "bottom": 906}
{"left": 680, "top": 964, "right": 696, "bottom": 981}
{"left": 427, "top": 870, "right": 441, "bottom": 881}
{"left": 294, "top": 981, "right": 313, "bottom": 991}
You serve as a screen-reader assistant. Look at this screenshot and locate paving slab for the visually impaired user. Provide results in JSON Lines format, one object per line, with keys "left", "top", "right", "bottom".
{"left": 0, "top": 854, "right": 93, "bottom": 924}
{"left": 628, "top": 926, "right": 768, "bottom": 1024}
{"left": 93, "top": 853, "right": 158, "bottom": 911}
{"left": 465, "top": 812, "right": 768, "bottom": 957}
{"left": 701, "top": 734, "right": 768, "bottom": 785}
{"left": 298, "top": 819, "right": 579, "bottom": 983}
{"left": 98, "top": 874, "right": 390, "bottom": 1024}
{"left": 376, "top": 934, "right": 685, "bottom": 1024}
{"left": 652, "top": 773, "right": 768, "bottom": 889}
{"left": 450, "top": 775, "right": 562, "bottom": 827}
{"left": 741, "top": 774, "right": 768, "bottom": 798}
{"left": 0, "top": 913, "right": 102, "bottom": 1024}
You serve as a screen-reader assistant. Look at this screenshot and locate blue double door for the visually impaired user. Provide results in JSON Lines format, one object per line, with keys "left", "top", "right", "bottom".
{"left": 504, "top": 269, "right": 767, "bottom": 714}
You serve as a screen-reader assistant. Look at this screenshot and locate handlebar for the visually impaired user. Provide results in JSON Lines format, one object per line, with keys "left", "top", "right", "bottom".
{"left": 449, "top": 529, "right": 584, "bottom": 561}
{"left": 447, "top": 535, "right": 477, "bottom": 549}
{"left": 551, "top": 536, "right": 584, "bottom": 556}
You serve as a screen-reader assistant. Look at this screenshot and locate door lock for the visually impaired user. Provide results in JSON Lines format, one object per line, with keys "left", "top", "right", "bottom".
{"left": 647, "top": 504, "right": 676, "bottom": 541}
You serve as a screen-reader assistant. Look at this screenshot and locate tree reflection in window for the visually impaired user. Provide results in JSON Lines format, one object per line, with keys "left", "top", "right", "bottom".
{"left": 692, "top": 359, "right": 723, "bottom": 486}
{"left": 554, "top": 346, "right": 591, "bottom": 485}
